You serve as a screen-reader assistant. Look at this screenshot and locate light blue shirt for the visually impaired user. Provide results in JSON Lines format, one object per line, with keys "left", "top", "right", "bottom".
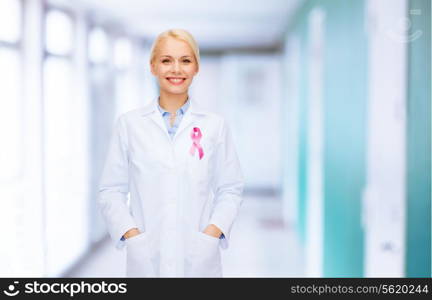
{"left": 157, "top": 98, "right": 190, "bottom": 139}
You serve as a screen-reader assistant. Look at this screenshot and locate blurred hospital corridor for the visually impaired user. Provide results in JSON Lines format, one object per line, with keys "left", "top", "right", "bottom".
{"left": 0, "top": 0, "right": 430, "bottom": 278}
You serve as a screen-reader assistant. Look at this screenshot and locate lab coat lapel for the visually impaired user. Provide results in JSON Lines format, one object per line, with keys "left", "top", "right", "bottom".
{"left": 141, "top": 98, "right": 171, "bottom": 140}
{"left": 173, "top": 99, "right": 204, "bottom": 142}
{"left": 174, "top": 109, "right": 194, "bottom": 141}
{"left": 149, "top": 111, "right": 170, "bottom": 139}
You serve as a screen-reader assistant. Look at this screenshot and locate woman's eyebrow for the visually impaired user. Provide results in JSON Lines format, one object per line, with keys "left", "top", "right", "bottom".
{"left": 160, "top": 55, "right": 192, "bottom": 58}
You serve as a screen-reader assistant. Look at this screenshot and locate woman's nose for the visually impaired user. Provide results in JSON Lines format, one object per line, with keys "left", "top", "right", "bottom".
{"left": 172, "top": 60, "right": 181, "bottom": 73}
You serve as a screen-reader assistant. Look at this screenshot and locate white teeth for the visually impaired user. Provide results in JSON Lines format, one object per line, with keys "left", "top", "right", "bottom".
{"left": 168, "top": 78, "right": 184, "bottom": 83}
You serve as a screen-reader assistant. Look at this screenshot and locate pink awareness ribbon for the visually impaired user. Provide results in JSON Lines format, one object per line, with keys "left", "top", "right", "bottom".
{"left": 189, "top": 127, "right": 204, "bottom": 160}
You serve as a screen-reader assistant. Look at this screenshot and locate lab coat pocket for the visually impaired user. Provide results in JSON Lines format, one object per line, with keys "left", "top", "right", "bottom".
{"left": 189, "top": 231, "right": 222, "bottom": 277}
{"left": 125, "top": 232, "right": 155, "bottom": 277}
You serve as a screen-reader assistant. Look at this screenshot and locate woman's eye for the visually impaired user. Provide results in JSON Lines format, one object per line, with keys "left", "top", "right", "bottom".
{"left": 162, "top": 59, "right": 170, "bottom": 63}
{"left": 183, "top": 59, "right": 191, "bottom": 63}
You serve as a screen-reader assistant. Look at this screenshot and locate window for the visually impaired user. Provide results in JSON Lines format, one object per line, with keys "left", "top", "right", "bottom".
{"left": 0, "top": 48, "right": 22, "bottom": 180}
{"left": 0, "top": 0, "right": 22, "bottom": 180}
{"left": 113, "top": 36, "right": 141, "bottom": 116}
{"left": 113, "top": 37, "right": 132, "bottom": 69}
{"left": 43, "top": 8, "right": 89, "bottom": 276}
{"left": 0, "top": 0, "right": 21, "bottom": 43}
{"left": 88, "top": 27, "right": 109, "bottom": 64}
{"left": 0, "top": 0, "right": 23, "bottom": 277}
{"left": 45, "top": 9, "right": 74, "bottom": 56}
{"left": 87, "top": 25, "right": 116, "bottom": 244}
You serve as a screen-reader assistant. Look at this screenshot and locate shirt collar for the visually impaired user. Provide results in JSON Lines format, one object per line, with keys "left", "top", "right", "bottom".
{"left": 157, "top": 97, "right": 190, "bottom": 116}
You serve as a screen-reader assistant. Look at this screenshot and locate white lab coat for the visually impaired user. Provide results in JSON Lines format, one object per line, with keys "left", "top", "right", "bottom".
{"left": 97, "top": 97, "right": 244, "bottom": 277}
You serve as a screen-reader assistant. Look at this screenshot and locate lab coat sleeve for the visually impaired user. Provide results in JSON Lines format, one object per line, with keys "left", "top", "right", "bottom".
{"left": 209, "top": 118, "right": 244, "bottom": 250}
{"left": 97, "top": 115, "right": 138, "bottom": 250}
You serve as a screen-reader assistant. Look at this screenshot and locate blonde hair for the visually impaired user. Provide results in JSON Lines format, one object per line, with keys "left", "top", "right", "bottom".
{"left": 149, "top": 29, "right": 200, "bottom": 68}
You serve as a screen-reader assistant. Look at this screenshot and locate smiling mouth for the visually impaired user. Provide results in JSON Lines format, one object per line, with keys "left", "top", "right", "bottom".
{"left": 166, "top": 77, "right": 186, "bottom": 85}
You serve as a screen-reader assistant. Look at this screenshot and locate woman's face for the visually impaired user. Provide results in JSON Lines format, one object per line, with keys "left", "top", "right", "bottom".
{"left": 151, "top": 37, "right": 199, "bottom": 97}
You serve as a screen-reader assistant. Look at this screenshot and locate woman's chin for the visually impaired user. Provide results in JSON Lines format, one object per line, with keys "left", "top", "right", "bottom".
{"left": 161, "top": 86, "right": 190, "bottom": 96}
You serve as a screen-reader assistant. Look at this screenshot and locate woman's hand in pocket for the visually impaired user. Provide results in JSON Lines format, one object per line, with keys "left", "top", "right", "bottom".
{"left": 202, "top": 224, "right": 222, "bottom": 238}
{"left": 123, "top": 228, "right": 140, "bottom": 239}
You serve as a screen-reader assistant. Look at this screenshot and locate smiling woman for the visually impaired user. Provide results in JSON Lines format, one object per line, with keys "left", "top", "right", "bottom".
{"left": 97, "top": 29, "right": 244, "bottom": 277}
{"left": 149, "top": 29, "right": 200, "bottom": 113}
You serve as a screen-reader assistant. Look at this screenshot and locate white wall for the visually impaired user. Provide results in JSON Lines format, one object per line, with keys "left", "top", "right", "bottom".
{"left": 363, "top": 0, "right": 407, "bottom": 277}
{"left": 304, "top": 7, "right": 325, "bottom": 277}
{"left": 281, "top": 36, "right": 300, "bottom": 228}
{"left": 191, "top": 54, "right": 283, "bottom": 191}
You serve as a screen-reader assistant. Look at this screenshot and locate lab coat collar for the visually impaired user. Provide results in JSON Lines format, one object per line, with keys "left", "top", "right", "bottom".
{"left": 141, "top": 96, "right": 208, "bottom": 141}
{"left": 140, "top": 96, "right": 208, "bottom": 117}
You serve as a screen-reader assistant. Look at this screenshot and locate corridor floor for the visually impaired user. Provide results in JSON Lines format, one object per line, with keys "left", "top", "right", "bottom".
{"left": 67, "top": 193, "right": 305, "bottom": 277}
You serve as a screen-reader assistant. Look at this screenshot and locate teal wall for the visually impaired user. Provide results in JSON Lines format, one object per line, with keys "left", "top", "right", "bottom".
{"left": 285, "top": 0, "right": 367, "bottom": 277}
{"left": 297, "top": 21, "right": 309, "bottom": 244}
{"left": 321, "top": 0, "right": 367, "bottom": 277}
{"left": 405, "top": 0, "right": 431, "bottom": 278}
{"left": 285, "top": 0, "right": 431, "bottom": 278}
{"left": 286, "top": 1, "right": 312, "bottom": 245}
